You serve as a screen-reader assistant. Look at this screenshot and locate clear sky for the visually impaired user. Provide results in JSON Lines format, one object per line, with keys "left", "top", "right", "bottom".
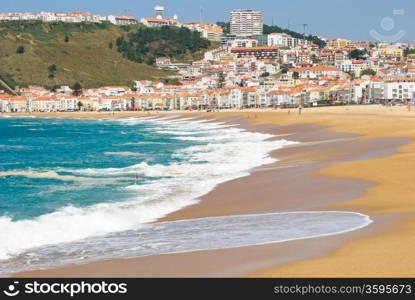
{"left": 2, "top": 0, "right": 415, "bottom": 42}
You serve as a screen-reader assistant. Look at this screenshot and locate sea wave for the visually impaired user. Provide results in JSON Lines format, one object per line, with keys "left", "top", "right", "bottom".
{"left": 0, "top": 170, "right": 87, "bottom": 182}
{"left": 0, "top": 117, "right": 298, "bottom": 261}
{"left": 0, "top": 211, "right": 372, "bottom": 273}
{"left": 104, "top": 152, "right": 143, "bottom": 157}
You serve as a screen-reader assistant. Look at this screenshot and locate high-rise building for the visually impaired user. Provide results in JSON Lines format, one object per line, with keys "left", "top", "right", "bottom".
{"left": 230, "top": 9, "right": 263, "bottom": 36}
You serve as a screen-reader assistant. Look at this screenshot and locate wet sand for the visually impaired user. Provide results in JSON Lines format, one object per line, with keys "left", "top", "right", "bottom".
{"left": 8, "top": 105, "right": 415, "bottom": 277}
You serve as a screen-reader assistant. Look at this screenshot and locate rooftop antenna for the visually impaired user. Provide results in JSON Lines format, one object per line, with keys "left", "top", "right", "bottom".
{"left": 200, "top": 6, "right": 203, "bottom": 23}
{"left": 287, "top": 18, "right": 290, "bottom": 30}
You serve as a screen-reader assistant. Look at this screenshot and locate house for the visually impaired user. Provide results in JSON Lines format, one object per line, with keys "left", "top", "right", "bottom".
{"left": 60, "top": 96, "right": 78, "bottom": 111}
{"left": 9, "top": 96, "right": 28, "bottom": 112}
{"left": 31, "top": 97, "right": 60, "bottom": 112}
{"left": 182, "top": 22, "right": 223, "bottom": 41}
{"left": 108, "top": 15, "right": 137, "bottom": 25}
{"left": 288, "top": 66, "right": 343, "bottom": 79}
{"left": 140, "top": 17, "right": 171, "bottom": 27}
{"left": 156, "top": 57, "right": 172, "bottom": 66}
{"left": 174, "top": 93, "right": 200, "bottom": 110}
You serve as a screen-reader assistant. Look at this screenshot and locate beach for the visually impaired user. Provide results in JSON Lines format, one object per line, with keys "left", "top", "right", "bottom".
{"left": 6, "top": 105, "right": 415, "bottom": 277}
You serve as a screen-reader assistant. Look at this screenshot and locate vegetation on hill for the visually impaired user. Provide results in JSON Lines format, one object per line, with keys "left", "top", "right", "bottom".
{"left": 404, "top": 48, "right": 415, "bottom": 57}
{"left": 216, "top": 22, "right": 230, "bottom": 34}
{"left": 263, "top": 25, "right": 326, "bottom": 48}
{"left": 216, "top": 22, "right": 326, "bottom": 48}
{"left": 115, "top": 25, "right": 211, "bottom": 65}
{"left": 0, "top": 21, "right": 176, "bottom": 89}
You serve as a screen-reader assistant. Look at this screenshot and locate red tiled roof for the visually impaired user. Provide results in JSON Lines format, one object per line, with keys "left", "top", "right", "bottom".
{"left": 231, "top": 46, "right": 279, "bottom": 51}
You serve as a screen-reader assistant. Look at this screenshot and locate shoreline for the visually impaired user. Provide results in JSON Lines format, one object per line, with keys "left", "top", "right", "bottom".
{"left": 7, "top": 106, "right": 415, "bottom": 277}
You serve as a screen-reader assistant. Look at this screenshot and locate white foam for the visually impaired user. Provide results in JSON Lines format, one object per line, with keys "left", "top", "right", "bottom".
{"left": 0, "top": 170, "right": 87, "bottom": 182}
{"left": 0, "top": 117, "right": 298, "bottom": 261}
{"left": 0, "top": 211, "right": 372, "bottom": 274}
{"left": 104, "top": 152, "right": 143, "bottom": 157}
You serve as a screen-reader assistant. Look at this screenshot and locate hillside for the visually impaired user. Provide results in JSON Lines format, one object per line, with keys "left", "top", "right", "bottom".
{"left": 116, "top": 25, "right": 211, "bottom": 64}
{"left": 216, "top": 22, "right": 326, "bottom": 48}
{"left": 263, "top": 25, "right": 326, "bottom": 48}
{"left": 0, "top": 21, "right": 178, "bottom": 89}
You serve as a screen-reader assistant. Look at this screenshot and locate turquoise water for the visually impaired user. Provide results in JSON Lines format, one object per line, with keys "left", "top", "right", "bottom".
{"left": 0, "top": 117, "right": 200, "bottom": 221}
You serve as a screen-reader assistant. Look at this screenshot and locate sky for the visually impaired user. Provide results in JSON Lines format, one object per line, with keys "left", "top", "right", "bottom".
{"left": 2, "top": 0, "right": 415, "bottom": 42}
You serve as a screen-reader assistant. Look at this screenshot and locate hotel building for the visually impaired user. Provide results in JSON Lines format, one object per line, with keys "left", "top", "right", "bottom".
{"left": 230, "top": 9, "right": 263, "bottom": 36}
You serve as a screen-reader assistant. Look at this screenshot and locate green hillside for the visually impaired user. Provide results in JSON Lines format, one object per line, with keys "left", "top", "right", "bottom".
{"left": 116, "top": 25, "right": 211, "bottom": 64}
{"left": 0, "top": 21, "right": 179, "bottom": 89}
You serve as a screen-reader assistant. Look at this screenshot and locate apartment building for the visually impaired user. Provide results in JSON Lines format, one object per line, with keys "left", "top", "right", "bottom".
{"left": 268, "top": 33, "right": 308, "bottom": 48}
{"left": 231, "top": 46, "right": 279, "bottom": 59}
{"left": 182, "top": 22, "right": 223, "bottom": 41}
{"left": 230, "top": 9, "right": 263, "bottom": 36}
{"left": 383, "top": 78, "right": 415, "bottom": 101}
{"left": 288, "top": 66, "right": 343, "bottom": 79}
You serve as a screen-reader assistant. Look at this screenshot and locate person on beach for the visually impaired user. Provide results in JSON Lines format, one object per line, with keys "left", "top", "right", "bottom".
{"left": 298, "top": 105, "right": 304, "bottom": 115}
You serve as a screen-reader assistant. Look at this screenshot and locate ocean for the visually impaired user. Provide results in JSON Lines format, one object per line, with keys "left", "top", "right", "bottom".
{"left": 0, "top": 116, "right": 371, "bottom": 274}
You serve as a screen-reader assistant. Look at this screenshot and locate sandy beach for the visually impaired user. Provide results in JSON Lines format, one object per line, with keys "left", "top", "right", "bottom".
{"left": 6, "top": 105, "right": 415, "bottom": 277}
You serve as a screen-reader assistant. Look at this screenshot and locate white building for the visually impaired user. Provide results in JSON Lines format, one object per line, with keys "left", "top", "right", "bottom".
{"left": 268, "top": 33, "right": 308, "bottom": 48}
{"left": 229, "top": 38, "right": 258, "bottom": 48}
{"left": 182, "top": 22, "right": 223, "bottom": 41}
{"left": 288, "top": 66, "right": 343, "bottom": 79}
{"left": 108, "top": 15, "right": 137, "bottom": 25}
{"left": 230, "top": 9, "right": 263, "bottom": 36}
{"left": 383, "top": 78, "right": 415, "bottom": 101}
{"left": 141, "top": 18, "right": 175, "bottom": 27}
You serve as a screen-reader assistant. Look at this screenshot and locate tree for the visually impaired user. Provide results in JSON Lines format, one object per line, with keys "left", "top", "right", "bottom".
{"left": 72, "top": 82, "right": 83, "bottom": 96}
{"left": 77, "top": 101, "right": 84, "bottom": 111}
{"left": 116, "top": 26, "right": 210, "bottom": 65}
{"left": 108, "top": 42, "right": 113, "bottom": 49}
{"left": 145, "top": 55, "right": 156, "bottom": 65}
{"left": 16, "top": 46, "right": 25, "bottom": 54}
{"left": 218, "top": 71, "right": 225, "bottom": 88}
{"left": 360, "top": 69, "right": 376, "bottom": 77}
{"left": 50, "top": 85, "right": 60, "bottom": 92}
{"left": 48, "top": 64, "right": 57, "bottom": 72}
{"left": 130, "top": 97, "right": 136, "bottom": 110}
{"left": 216, "top": 22, "right": 230, "bottom": 35}
{"left": 349, "top": 49, "right": 367, "bottom": 60}
{"left": 293, "top": 71, "right": 300, "bottom": 79}
{"left": 404, "top": 48, "right": 415, "bottom": 57}
{"left": 260, "top": 72, "right": 270, "bottom": 77}
{"left": 64, "top": 35, "right": 70, "bottom": 43}
{"left": 281, "top": 66, "right": 289, "bottom": 74}
{"left": 48, "top": 64, "right": 57, "bottom": 79}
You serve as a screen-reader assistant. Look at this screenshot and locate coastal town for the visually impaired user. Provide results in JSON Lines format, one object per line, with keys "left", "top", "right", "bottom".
{"left": 1, "top": 6, "right": 415, "bottom": 113}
